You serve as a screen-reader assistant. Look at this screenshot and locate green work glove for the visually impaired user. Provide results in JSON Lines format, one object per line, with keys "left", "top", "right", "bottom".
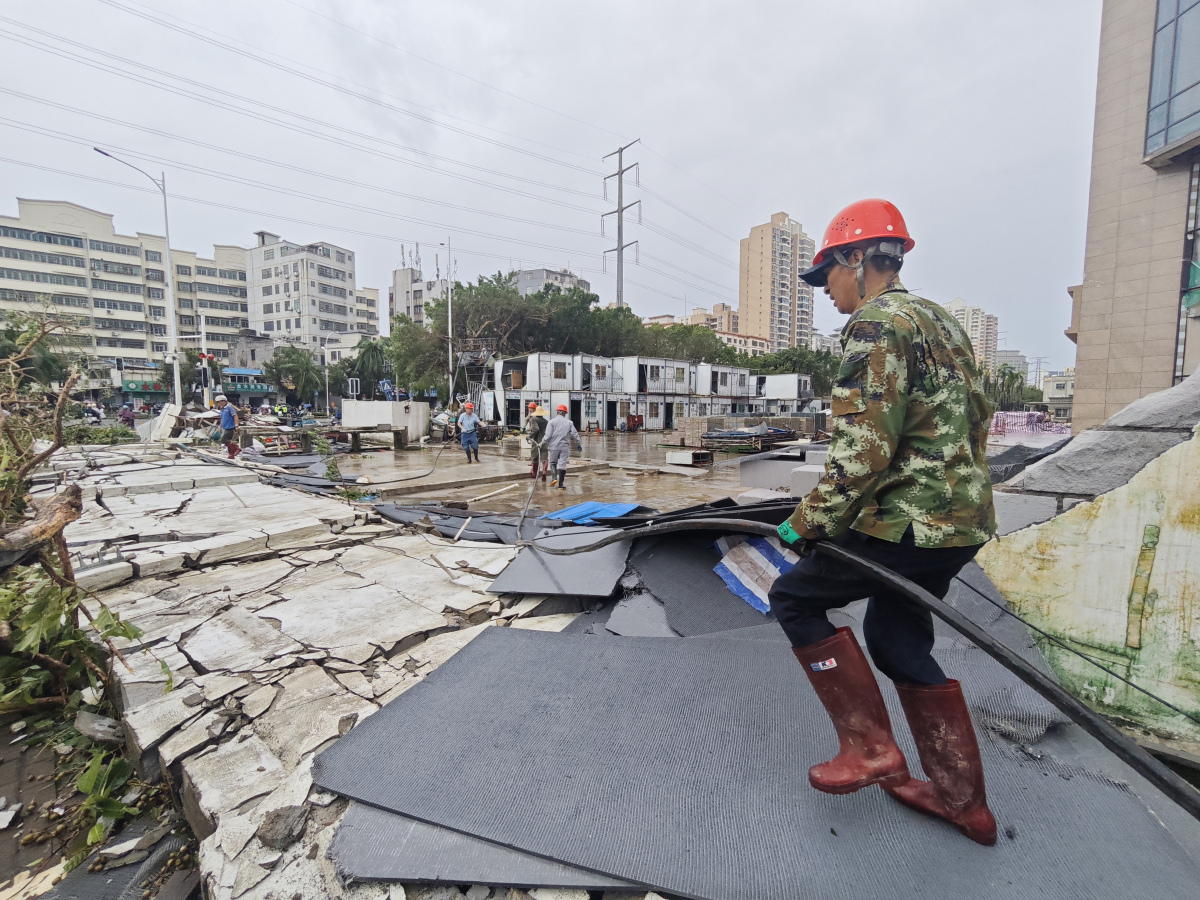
{"left": 777, "top": 520, "right": 814, "bottom": 557}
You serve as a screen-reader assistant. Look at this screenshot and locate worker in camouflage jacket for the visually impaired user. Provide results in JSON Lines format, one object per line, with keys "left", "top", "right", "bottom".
{"left": 768, "top": 199, "right": 998, "bottom": 846}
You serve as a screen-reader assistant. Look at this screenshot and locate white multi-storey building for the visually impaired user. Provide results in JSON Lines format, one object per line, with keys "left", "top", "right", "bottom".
{"left": 514, "top": 267, "right": 590, "bottom": 297}
{"left": 246, "top": 231, "right": 359, "bottom": 359}
{"left": 0, "top": 199, "right": 246, "bottom": 404}
{"left": 390, "top": 267, "right": 447, "bottom": 329}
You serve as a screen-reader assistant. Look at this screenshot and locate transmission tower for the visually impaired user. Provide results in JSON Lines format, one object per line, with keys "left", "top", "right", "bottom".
{"left": 602, "top": 139, "right": 641, "bottom": 308}
{"left": 1029, "top": 356, "right": 1050, "bottom": 389}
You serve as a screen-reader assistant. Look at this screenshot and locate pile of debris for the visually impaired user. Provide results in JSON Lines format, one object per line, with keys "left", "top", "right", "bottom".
{"left": 23, "top": 435, "right": 1200, "bottom": 900}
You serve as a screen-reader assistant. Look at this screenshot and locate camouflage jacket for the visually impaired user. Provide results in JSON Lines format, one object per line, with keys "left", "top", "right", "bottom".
{"left": 788, "top": 283, "right": 996, "bottom": 548}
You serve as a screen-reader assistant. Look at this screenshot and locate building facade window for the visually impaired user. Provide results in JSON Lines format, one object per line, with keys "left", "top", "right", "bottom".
{"left": 0, "top": 226, "right": 83, "bottom": 248}
{"left": 88, "top": 239, "right": 139, "bottom": 256}
{"left": 145, "top": 250, "right": 162, "bottom": 263}
{"left": 0, "top": 246, "right": 85, "bottom": 267}
{"left": 176, "top": 265, "right": 191, "bottom": 276}
{"left": 1147, "top": 1, "right": 1200, "bottom": 154}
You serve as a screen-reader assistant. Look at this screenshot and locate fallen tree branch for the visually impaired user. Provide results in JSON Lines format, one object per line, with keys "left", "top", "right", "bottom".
{"left": 0, "top": 484, "right": 83, "bottom": 552}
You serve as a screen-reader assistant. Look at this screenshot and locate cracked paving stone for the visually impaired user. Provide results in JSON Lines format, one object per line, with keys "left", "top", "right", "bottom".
{"left": 179, "top": 606, "right": 304, "bottom": 673}
{"left": 252, "top": 665, "right": 376, "bottom": 768}
{"left": 181, "top": 733, "right": 285, "bottom": 840}
{"left": 240, "top": 685, "right": 278, "bottom": 719}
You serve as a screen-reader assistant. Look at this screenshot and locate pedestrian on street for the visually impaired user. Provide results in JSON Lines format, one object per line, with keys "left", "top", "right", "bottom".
{"left": 769, "top": 199, "right": 998, "bottom": 846}
{"left": 118, "top": 404, "right": 136, "bottom": 429}
{"left": 525, "top": 401, "right": 549, "bottom": 481}
{"left": 214, "top": 393, "right": 241, "bottom": 459}
{"left": 457, "top": 402, "right": 481, "bottom": 463}
{"left": 543, "top": 404, "right": 582, "bottom": 489}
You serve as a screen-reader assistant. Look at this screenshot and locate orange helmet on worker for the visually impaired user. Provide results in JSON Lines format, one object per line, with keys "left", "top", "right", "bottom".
{"left": 800, "top": 199, "right": 913, "bottom": 312}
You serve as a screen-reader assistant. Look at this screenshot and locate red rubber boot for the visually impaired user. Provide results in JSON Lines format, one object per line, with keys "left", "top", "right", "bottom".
{"left": 793, "top": 627, "right": 910, "bottom": 794}
{"left": 884, "top": 680, "right": 998, "bottom": 846}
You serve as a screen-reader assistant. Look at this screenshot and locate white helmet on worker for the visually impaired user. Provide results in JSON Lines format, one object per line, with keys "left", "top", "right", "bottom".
{"left": 213, "top": 394, "right": 228, "bottom": 403}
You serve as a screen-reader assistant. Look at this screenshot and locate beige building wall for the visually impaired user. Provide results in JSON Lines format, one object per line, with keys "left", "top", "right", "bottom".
{"left": 1071, "top": 0, "right": 1197, "bottom": 431}
{"left": 738, "top": 212, "right": 814, "bottom": 352}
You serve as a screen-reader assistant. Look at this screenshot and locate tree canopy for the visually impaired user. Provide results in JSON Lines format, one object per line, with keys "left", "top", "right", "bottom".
{"left": 376, "top": 272, "right": 848, "bottom": 401}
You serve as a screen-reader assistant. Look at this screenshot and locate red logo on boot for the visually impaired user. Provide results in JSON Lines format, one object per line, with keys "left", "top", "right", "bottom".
{"left": 810, "top": 658, "right": 838, "bottom": 672}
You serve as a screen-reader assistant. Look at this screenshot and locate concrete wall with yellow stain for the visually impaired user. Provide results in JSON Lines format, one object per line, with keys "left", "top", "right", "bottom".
{"left": 978, "top": 427, "right": 1200, "bottom": 747}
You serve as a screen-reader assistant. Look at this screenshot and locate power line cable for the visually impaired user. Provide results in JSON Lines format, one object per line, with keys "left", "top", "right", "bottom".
{"left": 0, "top": 156, "right": 698, "bottom": 308}
{"left": 272, "top": 0, "right": 628, "bottom": 144}
{"left": 0, "top": 118, "right": 602, "bottom": 239}
{"left": 0, "top": 28, "right": 602, "bottom": 202}
{"left": 87, "top": 0, "right": 605, "bottom": 176}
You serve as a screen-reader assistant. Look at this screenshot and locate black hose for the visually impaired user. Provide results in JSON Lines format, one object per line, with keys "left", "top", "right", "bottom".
{"left": 526, "top": 518, "right": 1200, "bottom": 823}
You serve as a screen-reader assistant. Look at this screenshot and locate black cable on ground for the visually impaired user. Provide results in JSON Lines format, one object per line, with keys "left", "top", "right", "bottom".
{"left": 525, "top": 518, "right": 1200, "bottom": 823}
{"left": 951, "top": 575, "right": 1200, "bottom": 729}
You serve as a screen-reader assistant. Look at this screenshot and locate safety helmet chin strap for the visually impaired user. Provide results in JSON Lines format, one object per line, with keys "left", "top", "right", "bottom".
{"left": 832, "top": 245, "right": 877, "bottom": 301}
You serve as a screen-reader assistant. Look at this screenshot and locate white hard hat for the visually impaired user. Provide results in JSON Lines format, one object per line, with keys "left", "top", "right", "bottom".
{"left": 213, "top": 394, "right": 228, "bottom": 402}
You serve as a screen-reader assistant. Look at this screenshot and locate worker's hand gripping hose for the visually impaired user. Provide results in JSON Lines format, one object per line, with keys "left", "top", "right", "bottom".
{"left": 526, "top": 518, "right": 1200, "bottom": 823}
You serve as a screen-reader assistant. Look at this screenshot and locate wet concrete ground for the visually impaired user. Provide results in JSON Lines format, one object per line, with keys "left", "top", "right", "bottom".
{"left": 336, "top": 432, "right": 751, "bottom": 515}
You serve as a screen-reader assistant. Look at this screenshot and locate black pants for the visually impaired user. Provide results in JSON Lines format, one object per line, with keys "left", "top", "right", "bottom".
{"left": 767, "top": 527, "right": 981, "bottom": 686}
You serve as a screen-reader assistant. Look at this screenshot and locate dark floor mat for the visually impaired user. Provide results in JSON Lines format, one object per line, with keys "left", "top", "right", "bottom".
{"left": 330, "top": 802, "right": 637, "bottom": 888}
{"left": 632, "top": 534, "right": 776, "bottom": 635}
{"left": 488, "top": 527, "right": 630, "bottom": 597}
{"left": 313, "top": 627, "right": 1200, "bottom": 900}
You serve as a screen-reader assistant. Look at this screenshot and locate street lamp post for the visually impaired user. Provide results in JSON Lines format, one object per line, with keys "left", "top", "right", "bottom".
{"left": 441, "top": 238, "right": 452, "bottom": 405}
{"left": 93, "top": 148, "right": 182, "bottom": 408}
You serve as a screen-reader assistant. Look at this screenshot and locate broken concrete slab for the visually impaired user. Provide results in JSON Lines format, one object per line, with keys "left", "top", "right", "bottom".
{"left": 241, "top": 685, "right": 278, "bottom": 719}
{"left": 181, "top": 734, "right": 286, "bottom": 840}
{"left": 76, "top": 561, "right": 134, "bottom": 591}
{"left": 178, "top": 606, "right": 304, "bottom": 673}
{"left": 991, "top": 491, "right": 1060, "bottom": 535}
{"left": 1104, "top": 370, "right": 1200, "bottom": 429}
{"left": 252, "top": 665, "right": 376, "bottom": 768}
{"left": 159, "top": 709, "right": 224, "bottom": 771}
{"left": 508, "top": 614, "right": 579, "bottom": 632}
{"left": 259, "top": 582, "right": 445, "bottom": 657}
{"left": 1018, "top": 430, "right": 1189, "bottom": 498}
{"left": 123, "top": 688, "right": 204, "bottom": 763}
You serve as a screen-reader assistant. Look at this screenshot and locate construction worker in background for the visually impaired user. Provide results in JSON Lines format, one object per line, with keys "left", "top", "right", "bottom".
{"left": 543, "top": 404, "right": 582, "bottom": 489}
{"left": 214, "top": 393, "right": 241, "bottom": 459}
{"left": 118, "top": 403, "right": 136, "bottom": 429}
{"left": 526, "top": 401, "right": 549, "bottom": 482}
{"left": 768, "top": 199, "right": 998, "bottom": 845}
{"left": 457, "top": 401, "right": 481, "bottom": 463}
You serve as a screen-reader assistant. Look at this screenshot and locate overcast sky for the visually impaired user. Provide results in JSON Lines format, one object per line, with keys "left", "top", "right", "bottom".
{"left": 1, "top": 0, "right": 1101, "bottom": 373}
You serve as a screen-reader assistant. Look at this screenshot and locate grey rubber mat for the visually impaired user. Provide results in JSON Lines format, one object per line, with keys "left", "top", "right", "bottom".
{"left": 487, "top": 526, "right": 630, "bottom": 597}
{"left": 330, "top": 802, "right": 637, "bottom": 888}
{"left": 632, "top": 535, "right": 776, "bottom": 635}
{"left": 313, "top": 627, "right": 1200, "bottom": 900}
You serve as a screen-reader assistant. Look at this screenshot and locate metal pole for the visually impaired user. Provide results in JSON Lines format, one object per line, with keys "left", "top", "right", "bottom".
{"left": 616, "top": 146, "right": 624, "bottom": 309}
{"left": 94, "top": 150, "right": 183, "bottom": 407}
{"left": 158, "top": 174, "right": 183, "bottom": 409}
{"left": 446, "top": 238, "right": 453, "bottom": 404}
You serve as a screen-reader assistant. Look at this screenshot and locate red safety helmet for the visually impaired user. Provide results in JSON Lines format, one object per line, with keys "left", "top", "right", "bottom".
{"left": 556, "top": 404, "right": 568, "bottom": 413}
{"left": 464, "top": 402, "right": 474, "bottom": 410}
{"left": 528, "top": 401, "right": 537, "bottom": 409}
{"left": 800, "top": 199, "right": 914, "bottom": 288}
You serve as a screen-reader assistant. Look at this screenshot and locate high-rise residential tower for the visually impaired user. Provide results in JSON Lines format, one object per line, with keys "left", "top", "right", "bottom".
{"left": 1067, "top": 0, "right": 1200, "bottom": 431}
{"left": 944, "top": 298, "right": 1000, "bottom": 373}
{"left": 738, "top": 212, "right": 815, "bottom": 352}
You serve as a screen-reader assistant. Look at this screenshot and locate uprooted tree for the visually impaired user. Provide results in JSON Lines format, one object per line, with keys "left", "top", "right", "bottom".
{"left": 0, "top": 313, "right": 156, "bottom": 868}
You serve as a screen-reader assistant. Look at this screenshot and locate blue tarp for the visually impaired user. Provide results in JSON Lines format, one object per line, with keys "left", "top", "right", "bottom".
{"left": 541, "top": 501, "right": 639, "bottom": 525}
{"left": 712, "top": 535, "right": 799, "bottom": 614}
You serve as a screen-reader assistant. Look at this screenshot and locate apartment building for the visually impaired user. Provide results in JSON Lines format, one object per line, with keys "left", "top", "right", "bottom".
{"left": 738, "top": 212, "right": 815, "bottom": 352}
{"left": 514, "top": 267, "right": 590, "bottom": 297}
{"left": 687, "top": 302, "right": 737, "bottom": 333}
{"left": 1067, "top": 0, "right": 1200, "bottom": 430}
{"left": 0, "top": 199, "right": 246, "bottom": 377}
{"left": 246, "top": 231, "right": 358, "bottom": 354}
{"left": 944, "top": 298, "right": 1000, "bottom": 372}
{"left": 643, "top": 314, "right": 677, "bottom": 327}
{"left": 715, "top": 331, "right": 770, "bottom": 356}
{"left": 1042, "top": 367, "right": 1076, "bottom": 422}
{"left": 355, "top": 286, "right": 379, "bottom": 337}
{"left": 994, "top": 348, "right": 1030, "bottom": 382}
{"left": 810, "top": 330, "right": 838, "bottom": 354}
{"left": 390, "top": 267, "right": 447, "bottom": 329}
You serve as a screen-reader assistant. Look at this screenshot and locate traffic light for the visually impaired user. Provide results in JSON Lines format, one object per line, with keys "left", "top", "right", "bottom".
{"left": 195, "top": 361, "right": 210, "bottom": 387}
